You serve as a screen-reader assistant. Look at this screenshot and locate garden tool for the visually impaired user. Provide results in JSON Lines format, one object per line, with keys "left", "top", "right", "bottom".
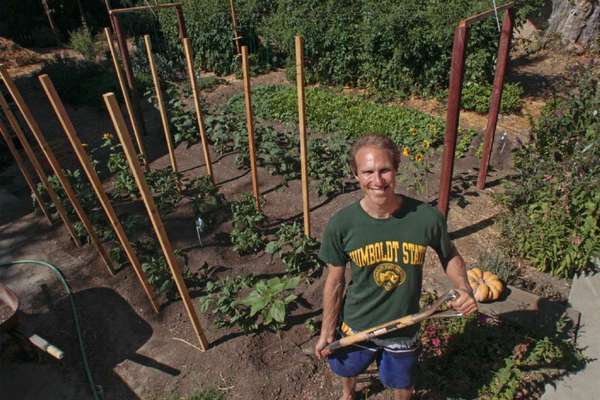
{"left": 327, "top": 289, "right": 462, "bottom": 352}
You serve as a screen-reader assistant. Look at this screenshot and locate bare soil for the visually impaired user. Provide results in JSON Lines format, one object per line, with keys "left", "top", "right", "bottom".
{"left": 0, "top": 35, "right": 578, "bottom": 400}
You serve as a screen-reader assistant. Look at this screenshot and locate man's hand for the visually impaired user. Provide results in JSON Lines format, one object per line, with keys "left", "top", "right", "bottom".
{"left": 314, "top": 333, "right": 335, "bottom": 360}
{"left": 450, "top": 288, "right": 478, "bottom": 315}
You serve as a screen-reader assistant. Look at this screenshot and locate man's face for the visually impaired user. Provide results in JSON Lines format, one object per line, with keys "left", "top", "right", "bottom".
{"left": 354, "top": 146, "right": 397, "bottom": 206}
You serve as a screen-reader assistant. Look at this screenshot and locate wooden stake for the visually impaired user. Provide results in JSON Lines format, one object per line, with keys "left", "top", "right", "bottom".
{"left": 0, "top": 119, "right": 53, "bottom": 224}
{"left": 104, "top": 28, "right": 147, "bottom": 163}
{"left": 103, "top": 92, "right": 209, "bottom": 350}
{"left": 143, "top": 35, "right": 178, "bottom": 174}
{"left": 0, "top": 90, "right": 81, "bottom": 247}
{"left": 241, "top": 46, "right": 260, "bottom": 211}
{"left": 229, "top": 0, "right": 241, "bottom": 55}
{"left": 182, "top": 38, "right": 214, "bottom": 184}
{"left": 0, "top": 66, "right": 115, "bottom": 273}
{"left": 39, "top": 75, "right": 160, "bottom": 313}
{"left": 295, "top": 36, "right": 311, "bottom": 237}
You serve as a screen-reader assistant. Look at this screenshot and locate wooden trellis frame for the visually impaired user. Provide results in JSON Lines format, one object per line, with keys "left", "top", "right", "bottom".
{"left": 295, "top": 36, "right": 311, "bottom": 237}
{"left": 103, "top": 92, "right": 209, "bottom": 350}
{"left": 437, "top": 3, "right": 514, "bottom": 217}
{"left": 0, "top": 66, "right": 115, "bottom": 274}
{"left": 39, "top": 74, "right": 160, "bottom": 314}
{"left": 241, "top": 46, "right": 260, "bottom": 211}
{"left": 229, "top": 0, "right": 242, "bottom": 55}
{"left": 0, "top": 119, "right": 53, "bottom": 224}
{"left": 0, "top": 87, "right": 81, "bottom": 247}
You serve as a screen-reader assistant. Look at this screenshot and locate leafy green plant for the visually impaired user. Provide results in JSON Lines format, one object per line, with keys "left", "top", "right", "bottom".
{"left": 496, "top": 62, "right": 599, "bottom": 277}
{"left": 145, "top": 167, "right": 183, "bottom": 214}
{"left": 238, "top": 276, "right": 300, "bottom": 331}
{"left": 199, "top": 275, "right": 256, "bottom": 331}
{"left": 227, "top": 85, "right": 446, "bottom": 151}
{"left": 230, "top": 193, "right": 265, "bottom": 255}
{"left": 134, "top": 239, "right": 199, "bottom": 299}
{"left": 265, "top": 222, "right": 323, "bottom": 274}
{"left": 455, "top": 128, "right": 478, "bottom": 159}
{"left": 308, "top": 133, "right": 351, "bottom": 197}
{"left": 101, "top": 132, "right": 139, "bottom": 199}
{"left": 186, "top": 176, "right": 227, "bottom": 230}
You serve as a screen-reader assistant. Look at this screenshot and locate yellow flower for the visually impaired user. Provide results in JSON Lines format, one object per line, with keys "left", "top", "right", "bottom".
{"left": 415, "top": 153, "right": 424, "bottom": 162}
{"left": 402, "top": 147, "right": 410, "bottom": 157}
{"left": 422, "top": 139, "right": 430, "bottom": 150}
{"left": 410, "top": 127, "right": 417, "bottom": 135}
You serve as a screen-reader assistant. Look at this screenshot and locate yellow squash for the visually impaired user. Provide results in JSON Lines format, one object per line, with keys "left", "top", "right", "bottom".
{"left": 467, "top": 268, "right": 504, "bottom": 302}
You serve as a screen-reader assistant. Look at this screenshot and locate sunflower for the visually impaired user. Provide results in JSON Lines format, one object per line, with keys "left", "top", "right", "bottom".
{"left": 415, "top": 153, "right": 424, "bottom": 162}
{"left": 422, "top": 139, "right": 430, "bottom": 150}
{"left": 402, "top": 147, "right": 410, "bottom": 157}
{"left": 410, "top": 127, "right": 417, "bottom": 135}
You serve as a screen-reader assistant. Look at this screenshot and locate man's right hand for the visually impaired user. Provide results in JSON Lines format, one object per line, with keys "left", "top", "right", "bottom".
{"left": 314, "top": 333, "right": 335, "bottom": 359}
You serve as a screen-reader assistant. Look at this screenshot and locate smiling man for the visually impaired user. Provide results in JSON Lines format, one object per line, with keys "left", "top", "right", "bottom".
{"left": 315, "top": 134, "right": 477, "bottom": 400}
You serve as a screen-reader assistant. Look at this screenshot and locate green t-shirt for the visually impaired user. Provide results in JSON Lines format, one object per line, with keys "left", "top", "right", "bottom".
{"left": 319, "top": 196, "right": 453, "bottom": 339}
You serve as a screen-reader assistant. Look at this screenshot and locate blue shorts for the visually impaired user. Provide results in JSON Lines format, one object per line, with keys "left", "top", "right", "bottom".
{"left": 328, "top": 342, "right": 419, "bottom": 389}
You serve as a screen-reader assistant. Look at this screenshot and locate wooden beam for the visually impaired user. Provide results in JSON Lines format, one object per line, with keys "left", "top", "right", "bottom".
{"left": 0, "top": 119, "right": 53, "bottom": 223}
{"left": 294, "top": 36, "right": 311, "bottom": 237}
{"left": 241, "top": 46, "right": 260, "bottom": 211}
{"left": 103, "top": 92, "right": 209, "bottom": 350}
{"left": 182, "top": 38, "right": 214, "bottom": 183}
{"left": 0, "top": 90, "right": 81, "bottom": 246}
{"left": 143, "top": 35, "right": 178, "bottom": 174}
{"left": 104, "top": 28, "right": 147, "bottom": 164}
{"left": 229, "top": 0, "right": 241, "bottom": 55}
{"left": 0, "top": 66, "right": 115, "bottom": 274}
{"left": 109, "top": 2, "right": 181, "bottom": 14}
{"left": 39, "top": 74, "right": 160, "bottom": 313}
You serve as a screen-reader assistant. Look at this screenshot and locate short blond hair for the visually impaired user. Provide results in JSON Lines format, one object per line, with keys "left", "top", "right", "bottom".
{"left": 349, "top": 134, "right": 400, "bottom": 175}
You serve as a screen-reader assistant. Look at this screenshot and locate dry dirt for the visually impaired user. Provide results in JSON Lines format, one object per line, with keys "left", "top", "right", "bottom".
{"left": 0, "top": 36, "right": 577, "bottom": 400}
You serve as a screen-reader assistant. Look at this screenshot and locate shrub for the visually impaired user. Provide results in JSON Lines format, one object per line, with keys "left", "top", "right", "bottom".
{"left": 460, "top": 81, "right": 524, "bottom": 114}
{"left": 68, "top": 25, "right": 97, "bottom": 61}
{"left": 230, "top": 193, "right": 265, "bottom": 255}
{"left": 497, "top": 62, "right": 600, "bottom": 277}
{"left": 38, "top": 58, "right": 119, "bottom": 109}
{"left": 265, "top": 222, "right": 323, "bottom": 274}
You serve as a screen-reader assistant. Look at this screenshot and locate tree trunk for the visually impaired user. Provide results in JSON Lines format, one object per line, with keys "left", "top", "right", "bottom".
{"left": 545, "top": 0, "right": 600, "bottom": 48}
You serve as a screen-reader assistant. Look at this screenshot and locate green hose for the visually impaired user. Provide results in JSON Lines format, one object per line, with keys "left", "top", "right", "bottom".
{"left": 0, "top": 259, "right": 103, "bottom": 400}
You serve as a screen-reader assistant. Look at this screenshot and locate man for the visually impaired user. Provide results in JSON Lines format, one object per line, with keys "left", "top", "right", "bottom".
{"left": 315, "top": 134, "right": 477, "bottom": 400}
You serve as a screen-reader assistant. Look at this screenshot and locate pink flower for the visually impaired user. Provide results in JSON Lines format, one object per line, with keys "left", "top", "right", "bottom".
{"left": 431, "top": 338, "right": 441, "bottom": 347}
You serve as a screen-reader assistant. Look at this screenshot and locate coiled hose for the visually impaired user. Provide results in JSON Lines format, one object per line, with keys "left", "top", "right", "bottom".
{"left": 0, "top": 259, "right": 102, "bottom": 400}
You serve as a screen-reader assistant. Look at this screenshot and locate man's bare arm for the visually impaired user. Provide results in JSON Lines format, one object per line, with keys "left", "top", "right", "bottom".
{"left": 315, "top": 264, "right": 345, "bottom": 359}
{"left": 442, "top": 248, "right": 478, "bottom": 315}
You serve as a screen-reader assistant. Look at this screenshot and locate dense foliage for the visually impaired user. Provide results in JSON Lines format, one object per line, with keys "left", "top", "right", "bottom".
{"left": 497, "top": 63, "right": 599, "bottom": 277}
{"left": 152, "top": 0, "right": 540, "bottom": 97}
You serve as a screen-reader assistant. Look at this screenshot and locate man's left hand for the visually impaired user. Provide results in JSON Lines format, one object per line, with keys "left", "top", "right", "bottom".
{"left": 450, "top": 288, "right": 478, "bottom": 315}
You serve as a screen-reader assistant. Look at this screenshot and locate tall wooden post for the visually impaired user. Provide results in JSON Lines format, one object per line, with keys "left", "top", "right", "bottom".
{"left": 229, "top": 0, "right": 241, "bottom": 55}
{"left": 104, "top": 28, "right": 147, "bottom": 163}
{"left": 0, "top": 119, "right": 53, "bottom": 223}
{"left": 437, "top": 23, "right": 467, "bottom": 218}
{"left": 241, "top": 46, "right": 261, "bottom": 211}
{"left": 0, "top": 90, "right": 81, "bottom": 246}
{"left": 0, "top": 67, "right": 115, "bottom": 273}
{"left": 39, "top": 75, "right": 160, "bottom": 313}
{"left": 182, "top": 38, "right": 214, "bottom": 183}
{"left": 295, "top": 36, "right": 311, "bottom": 237}
{"left": 144, "top": 35, "right": 178, "bottom": 174}
{"left": 477, "top": 8, "right": 513, "bottom": 190}
{"left": 104, "top": 92, "right": 209, "bottom": 350}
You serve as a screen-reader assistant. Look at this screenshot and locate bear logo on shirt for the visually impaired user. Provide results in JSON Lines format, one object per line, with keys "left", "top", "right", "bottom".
{"left": 373, "top": 262, "right": 406, "bottom": 291}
